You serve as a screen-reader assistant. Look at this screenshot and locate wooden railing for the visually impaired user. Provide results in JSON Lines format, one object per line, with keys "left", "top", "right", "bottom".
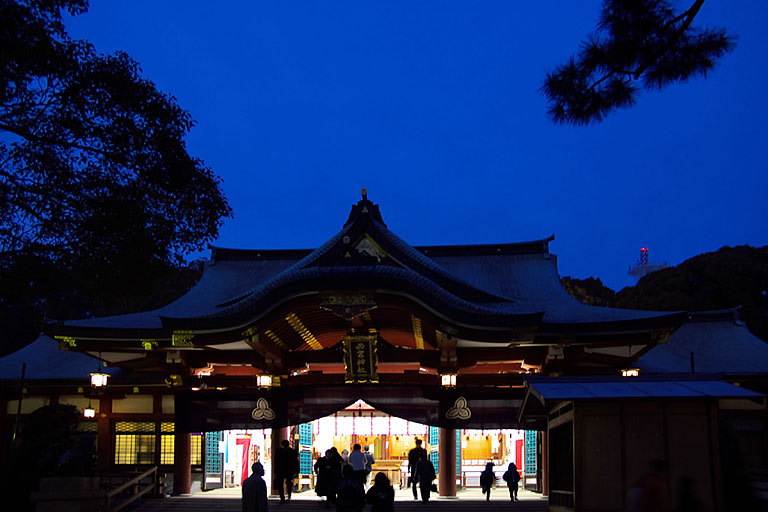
{"left": 105, "top": 466, "right": 159, "bottom": 512}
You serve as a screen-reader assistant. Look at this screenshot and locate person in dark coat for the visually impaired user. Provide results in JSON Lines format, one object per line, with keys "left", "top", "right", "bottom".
{"left": 315, "top": 449, "right": 335, "bottom": 507}
{"left": 327, "top": 447, "right": 344, "bottom": 502}
{"left": 414, "top": 451, "right": 436, "bottom": 502}
{"left": 274, "top": 439, "right": 299, "bottom": 504}
{"left": 626, "top": 459, "right": 670, "bottom": 512}
{"left": 242, "top": 462, "right": 268, "bottom": 512}
{"left": 407, "top": 438, "right": 428, "bottom": 500}
{"left": 335, "top": 464, "right": 365, "bottom": 512}
{"left": 363, "top": 445, "right": 375, "bottom": 488}
{"left": 479, "top": 462, "right": 496, "bottom": 501}
{"left": 502, "top": 462, "right": 522, "bottom": 501}
{"left": 366, "top": 472, "right": 394, "bottom": 512}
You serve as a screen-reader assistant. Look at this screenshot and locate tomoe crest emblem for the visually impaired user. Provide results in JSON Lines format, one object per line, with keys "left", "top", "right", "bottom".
{"left": 446, "top": 396, "right": 471, "bottom": 420}
{"left": 251, "top": 398, "right": 276, "bottom": 421}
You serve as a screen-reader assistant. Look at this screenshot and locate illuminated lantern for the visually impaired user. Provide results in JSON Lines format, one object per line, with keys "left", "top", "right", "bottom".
{"left": 440, "top": 373, "right": 457, "bottom": 387}
{"left": 257, "top": 374, "right": 273, "bottom": 388}
{"left": 90, "top": 371, "right": 109, "bottom": 387}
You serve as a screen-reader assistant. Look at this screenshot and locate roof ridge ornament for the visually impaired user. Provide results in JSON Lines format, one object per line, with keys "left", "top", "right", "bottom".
{"left": 344, "top": 188, "right": 386, "bottom": 228}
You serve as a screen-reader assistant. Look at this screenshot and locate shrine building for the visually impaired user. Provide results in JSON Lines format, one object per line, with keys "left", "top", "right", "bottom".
{"left": 1, "top": 192, "right": 766, "bottom": 512}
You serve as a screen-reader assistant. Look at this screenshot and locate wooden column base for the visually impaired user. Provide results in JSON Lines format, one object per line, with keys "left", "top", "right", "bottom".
{"left": 173, "top": 432, "right": 191, "bottom": 495}
{"left": 438, "top": 427, "right": 457, "bottom": 497}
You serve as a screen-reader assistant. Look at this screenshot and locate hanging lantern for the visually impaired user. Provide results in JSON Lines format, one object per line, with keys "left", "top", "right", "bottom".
{"left": 90, "top": 353, "right": 109, "bottom": 387}
{"left": 621, "top": 368, "right": 640, "bottom": 377}
{"left": 440, "top": 373, "right": 457, "bottom": 388}
{"left": 256, "top": 374, "right": 273, "bottom": 388}
{"left": 83, "top": 404, "right": 95, "bottom": 418}
{"left": 90, "top": 371, "right": 109, "bottom": 387}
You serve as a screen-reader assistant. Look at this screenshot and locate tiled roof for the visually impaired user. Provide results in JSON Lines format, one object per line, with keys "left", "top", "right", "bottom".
{"left": 62, "top": 196, "right": 680, "bottom": 332}
{"left": 524, "top": 374, "right": 763, "bottom": 401}
{"left": 0, "top": 336, "right": 120, "bottom": 381}
{"left": 638, "top": 308, "right": 768, "bottom": 375}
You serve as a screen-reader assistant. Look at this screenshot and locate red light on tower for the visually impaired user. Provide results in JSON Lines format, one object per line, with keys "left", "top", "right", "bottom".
{"left": 629, "top": 247, "right": 667, "bottom": 279}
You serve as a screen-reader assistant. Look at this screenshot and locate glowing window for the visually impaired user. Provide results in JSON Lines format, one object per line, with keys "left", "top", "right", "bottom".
{"left": 115, "top": 434, "right": 155, "bottom": 465}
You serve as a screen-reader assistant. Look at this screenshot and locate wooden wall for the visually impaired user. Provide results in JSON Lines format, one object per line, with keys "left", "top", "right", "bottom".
{"left": 549, "top": 398, "right": 722, "bottom": 512}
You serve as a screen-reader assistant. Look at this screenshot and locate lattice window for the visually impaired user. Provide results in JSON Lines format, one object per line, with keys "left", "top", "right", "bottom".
{"left": 191, "top": 434, "right": 202, "bottom": 465}
{"left": 77, "top": 422, "right": 98, "bottom": 432}
{"left": 114, "top": 421, "right": 156, "bottom": 465}
{"left": 525, "top": 430, "right": 537, "bottom": 474}
{"left": 456, "top": 430, "right": 462, "bottom": 476}
{"left": 161, "top": 435, "right": 174, "bottom": 465}
{"left": 115, "top": 434, "right": 155, "bottom": 464}
{"left": 299, "top": 423, "right": 312, "bottom": 446}
{"left": 115, "top": 421, "right": 154, "bottom": 433}
{"left": 159, "top": 433, "right": 202, "bottom": 466}
{"left": 429, "top": 426, "right": 439, "bottom": 446}
{"left": 205, "top": 432, "right": 222, "bottom": 474}
{"left": 113, "top": 421, "right": 199, "bottom": 466}
{"left": 300, "top": 450, "right": 312, "bottom": 475}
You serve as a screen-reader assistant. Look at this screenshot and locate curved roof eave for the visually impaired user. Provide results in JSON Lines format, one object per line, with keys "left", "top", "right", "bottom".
{"left": 55, "top": 195, "right": 688, "bottom": 339}
{"left": 159, "top": 265, "right": 545, "bottom": 332}
{"left": 179, "top": 197, "right": 518, "bottom": 322}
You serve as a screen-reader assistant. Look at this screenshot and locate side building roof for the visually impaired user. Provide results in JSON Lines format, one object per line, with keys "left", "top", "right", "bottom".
{"left": 637, "top": 308, "right": 768, "bottom": 375}
{"left": 0, "top": 335, "right": 120, "bottom": 381}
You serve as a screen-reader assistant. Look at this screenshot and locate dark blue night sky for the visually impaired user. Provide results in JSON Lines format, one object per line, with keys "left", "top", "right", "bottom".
{"left": 66, "top": 1, "right": 767, "bottom": 291}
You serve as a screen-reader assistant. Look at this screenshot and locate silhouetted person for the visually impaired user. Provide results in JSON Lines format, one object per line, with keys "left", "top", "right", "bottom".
{"left": 366, "top": 472, "right": 394, "bottom": 512}
{"left": 325, "top": 446, "right": 345, "bottom": 505}
{"left": 341, "top": 448, "right": 350, "bottom": 467}
{"left": 480, "top": 462, "right": 496, "bottom": 501}
{"left": 335, "top": 464, "right": 365, "bottom": 512}
{"left": 414, "top": 451, "right": 436, "bottom": 502}
{"left": 676, "top": 476, "right": 703, "bottom": 512}
{"left": 407, "top": 438, "right": 427, "bottom": 500}
{"left": 243, "top": 462, "right": 268, "bottom": 512}
{"left": 348, "top": 443, "right": 367, "bottom": 484}
{"left": 502, "top": 462, "right": 521, "bottom": 501}
{"left": 274, "top": 439, "right": 299, "bottom": 504}
{"left": 627, "top": 459, "right": 670, "bottom": 512}
{"left": 363, "top": 445, "right": 375, "bottom": 487}
{"left": 719, "top": 419, "right": 761, "bottom": 512}
{"left": 315, "top": 449, "right": 336, "bottom": 507}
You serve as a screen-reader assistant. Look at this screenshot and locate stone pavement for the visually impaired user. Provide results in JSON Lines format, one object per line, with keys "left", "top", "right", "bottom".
{"left": 133, "top": 486, "right": 548, "bottom": 511}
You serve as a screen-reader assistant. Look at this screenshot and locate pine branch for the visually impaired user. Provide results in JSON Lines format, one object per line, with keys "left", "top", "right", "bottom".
{"left": 632, "top": 0, "right": 706, "bottom": 80}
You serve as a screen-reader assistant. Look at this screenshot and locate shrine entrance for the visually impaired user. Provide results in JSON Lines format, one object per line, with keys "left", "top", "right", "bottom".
{"left": 190, "top": 399, "right": 542, "bottom": 498}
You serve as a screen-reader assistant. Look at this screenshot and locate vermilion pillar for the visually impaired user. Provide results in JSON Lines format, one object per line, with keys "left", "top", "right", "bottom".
{"left": 438, "top": 427, "right": 457, "bottom": 497}
{"left": 271, "top": 426, "right": 290, "bottom": 495}
{"left": 173, "top": 432, "right": 191, "bottom": 495}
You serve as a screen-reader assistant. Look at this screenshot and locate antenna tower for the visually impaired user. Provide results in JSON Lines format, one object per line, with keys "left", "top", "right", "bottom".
{"left": 628, "top": 247, "right": 667, "bottom": 279}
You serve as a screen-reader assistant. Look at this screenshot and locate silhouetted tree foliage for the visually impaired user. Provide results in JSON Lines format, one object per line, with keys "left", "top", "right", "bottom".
{"left": 543, "top": 0, "right": 735, "bottom": 124}
{"left": 561, "top": 276, "right": 617, "bottom": 307}
{"left": 0, "top": 404, "right": 93, "bottom": 511}
{"left": 0, "top": 1, "right": 230, "bottom": 353}
{"left": 562, "top": 246, "right": 768, "bottom": 342}
{"left": 616, "top": 245, "right": 768, "bottom": 342}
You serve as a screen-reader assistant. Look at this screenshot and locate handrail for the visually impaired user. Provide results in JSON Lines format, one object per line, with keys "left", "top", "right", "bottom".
{"left": 105, "top": 466, "right": 158, "bottom": 512}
